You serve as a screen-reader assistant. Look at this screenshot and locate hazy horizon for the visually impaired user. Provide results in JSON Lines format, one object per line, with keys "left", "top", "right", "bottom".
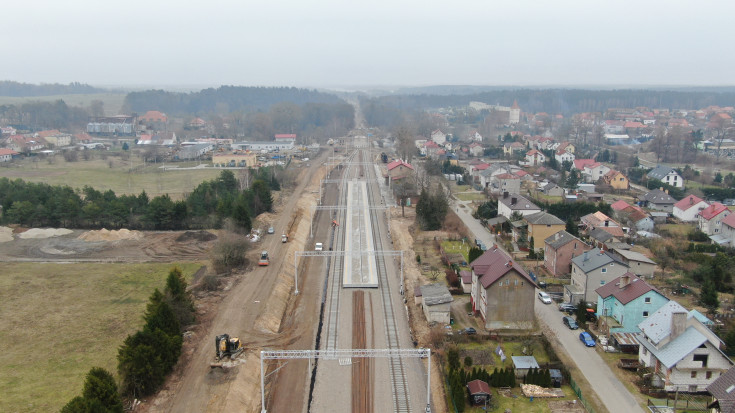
{"left": 3, "top": 1, "right": 735, "bottom": 88}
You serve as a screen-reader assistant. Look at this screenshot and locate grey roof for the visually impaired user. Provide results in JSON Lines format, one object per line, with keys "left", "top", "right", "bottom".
{"left": 420, "top": 283, "right": 454, "bottom": 306}
{"left": 545, "top": 230, "right": 586, "bottom": 250}
{"left": 571, "top": 250, "right": 627, "bottom": 273}
{"left": 647, "top": 166, "right": 679, "bottom": 181}
{"left": 689, "top": 309, "right": 714, "bottom": 326}
{"left": 636, "top": 327, "right": 707, "bottom": 369}
{"left": 637, "top": 300, "right": 689, "bottom": 344}
{"left": 511, "top": 356, "right": 539, "bottom": 369}
{"left": 707, "top": 366, "right": 735, "bottom": 402}
{"left": 589, "top": 228, "right": 614, "bottom": 242}
{"left": 642, "top": 189, "right": 675, "bottom": 205}
{"left": 525, "top": 211, "right": 564, "bottom": 226}
{"left": 614, "top": 249, "right": 656, "bottom": 265}
{"left": 498, "top": 194, "right": 540, "bottom": 211}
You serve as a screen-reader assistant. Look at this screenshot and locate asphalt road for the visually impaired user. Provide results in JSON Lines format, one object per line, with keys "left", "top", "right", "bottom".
{"left": 451, "top": 198, "right": 644, "bottom": 413}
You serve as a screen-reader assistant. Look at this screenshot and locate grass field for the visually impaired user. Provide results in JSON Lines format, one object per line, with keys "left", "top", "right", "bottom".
{"left": 0, "top": 262, "right": 202, "bottom": 412}
{"left": 455, "top": 192, "right": 487, "bottom": 202}
{"left": 441, "top": 240, "right": 472, "bottom": 264}
{"left": 0, "top": 93, "right": 127, "bottom": 115}
{"left": 0, "top": 156, "right": 221, "bottom": 198}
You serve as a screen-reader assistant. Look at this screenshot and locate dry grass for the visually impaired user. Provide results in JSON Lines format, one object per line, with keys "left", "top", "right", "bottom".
{"left": 0, "top": 262, "right": 202, "bottom": 412}
{"left": 0, "top": 156, "right": 221, "bottom": 199}
{"left": 455, "top": 192, "right": 486, "bottom": 201}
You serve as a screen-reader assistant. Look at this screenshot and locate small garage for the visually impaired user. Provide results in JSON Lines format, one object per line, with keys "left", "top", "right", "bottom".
{"left": 420, "top": 283, "right": 454, "bottom": 324}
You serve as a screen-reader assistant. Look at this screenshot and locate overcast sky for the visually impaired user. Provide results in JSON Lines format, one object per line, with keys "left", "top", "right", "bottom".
{"left": 3, "top": 0, "right": 734, "bottom": 89}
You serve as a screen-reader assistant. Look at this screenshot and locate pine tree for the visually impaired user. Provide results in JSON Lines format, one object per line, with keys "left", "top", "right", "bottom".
{"left": 82, "top": 367, "right": 123, "bottom": 413}
{"left": 700, "top": 279, "right": 720, "bottom": 314}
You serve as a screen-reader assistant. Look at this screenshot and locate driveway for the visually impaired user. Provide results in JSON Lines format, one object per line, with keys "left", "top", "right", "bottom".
{"left": 535, "top": 299, "right": 644, "bottom": 412}
{"left": 450, "top": 199, "right": 644, "bottom": 413}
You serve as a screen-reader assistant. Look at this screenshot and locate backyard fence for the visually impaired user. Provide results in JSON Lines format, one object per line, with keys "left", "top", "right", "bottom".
{"left": 569, "top": 377, "right": 596, "bottom": 413}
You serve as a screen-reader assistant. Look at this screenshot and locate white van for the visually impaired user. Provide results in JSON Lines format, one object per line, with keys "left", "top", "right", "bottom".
{"left": 315, "top": 242, "right": 323, "bottom": 251}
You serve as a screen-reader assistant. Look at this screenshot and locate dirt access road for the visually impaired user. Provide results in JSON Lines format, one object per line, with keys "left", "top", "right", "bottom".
{"left": 150, "top": 151, "right": 332, "bottom": 412}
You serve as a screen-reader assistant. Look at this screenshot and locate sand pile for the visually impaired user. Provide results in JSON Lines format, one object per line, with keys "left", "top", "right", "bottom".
{"left": 78, "top": 228, "right": 144, "bottom": 241}
{"left": 0, "top": 226, "right": 13, "bottom": 242}
{"left": 17, "top": 228, "right": 73, "bottom": 239}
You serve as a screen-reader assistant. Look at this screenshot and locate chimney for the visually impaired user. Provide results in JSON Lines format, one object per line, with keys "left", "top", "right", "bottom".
{"left": 506, "top": 260, "right": 513, "bottom": 268}
{"left": 690, "top": 196, "right": 694, "bottom": 205}
{"left": 555, "top": 232, "right": 560, "bottom": 240}
{"left": 665, "top": 189, "right": 669, "bottom": 194}
{"left": 659, "top": 187, "right": 664, "bottom": 191}
{"left": 583, "top": 251, "right": 589, "bottom": 262}
{"left": 493, "top": 244, "right": 498, "bottom": 251}
{"left": 620, "top": 274, "right": 631, "bottom": 288}
{"left": 511, "top": 197, "right": 517, "bottom": 205}
{"left": 670, "top": 312, "right": 687, "bottom": 340}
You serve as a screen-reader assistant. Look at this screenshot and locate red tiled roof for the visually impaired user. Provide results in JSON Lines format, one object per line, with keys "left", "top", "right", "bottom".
{"left": 514, "top": 170, "right": 529, "bottom": 177}
{"left": 610, "top": 200, "right": 632, "bottom": 211}
{"left": 460, "top": 270, "right": 472, "bottom": 284}
{"left": 424, "top": 141, "right": 439, "bottom": 148}
{"left": 0, "top": 148, "right": 19, "bottom": 155}
{"left": 473, "top": 163, "right": 490, "bottom": 170}
{"left": 470, "top": 246, "right": 535, "bottom": 289}
{"left": 141, "top": 110, "right": 167, "bottom": 122}
{"left": 496, "top": 173, "right": 518, "bottom": 179}
{"left": 699, "top": 202, "right": 729, "bottom": 220}
{"left": 722, "top": 213, "right": 735, "bottom": 229}
{"left": 595, "top": 273, "right": 663, "bottom": 305}
{"left": 36, "top": 129, "right": 61, "bottom": 138}
{"left": 467, "top": 379, "right": 491, "bottom": 395}
{"left": 274, "top": 134, "right": 296, "bottom": 139}
{"left": 526, "top": 149, "right": 541, "bottom": 156}
{"left": 387, "top": 160, "right": 413, "bottom": 171}
{"left": 674, "top": 195, "right": 705, "bottom": 212}
{"left": 573, "top": 159, "right": 596, "bottom": 170}
{"left": 624, "top": 121, "right": 645, "bottom": 128}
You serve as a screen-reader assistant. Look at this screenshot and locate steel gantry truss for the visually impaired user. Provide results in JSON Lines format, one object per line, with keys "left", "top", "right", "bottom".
{"left": 293, "top": 250, "right": 403, "bottom": 295}
{"left": 260, "top": 348, "right": 432, "bottom": 413}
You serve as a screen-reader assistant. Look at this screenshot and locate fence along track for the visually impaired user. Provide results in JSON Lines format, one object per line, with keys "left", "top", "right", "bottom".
{"left": 362, "top": 149, "right": 411, "bottom": 413}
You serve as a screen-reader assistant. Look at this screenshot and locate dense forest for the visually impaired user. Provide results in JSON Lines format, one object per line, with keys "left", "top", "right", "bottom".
{"left": 360, "top": 88, "right": 735, "bottom": 120}
{"left": 0, "top": 81, "right": 105, "bottom": 97}
{"left": 122, "top": 86, "right": 345, "bottom": 115}
{"left": 0, "top": 100, "right": 89, "bottom": 130}
{"left": 0, "top": 169, "right": 277, "bottom": 231}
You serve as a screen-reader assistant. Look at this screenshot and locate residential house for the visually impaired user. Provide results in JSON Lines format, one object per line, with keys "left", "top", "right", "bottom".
{"left": 612, "top": 202, "right": 654, "bottom": 233}
{"left": 503, "top": 142, "right": 525, "bottom": 156}
{"left": 423, "top": 141, "right": 440, "bottom": 157}
{"left": 489, "top": 173, "right": 520, "bottom": 195}
{"left": 36, "top": 130, "right": 71, "bottom": 147}
{"left": 470, "top": 246, "right": 537, "bottom": 329}
{"left": 138, "top": 110, "right": 168, "bottom": 131}
{"left": 6, "top": 135, "right": 47, "bottom": 152}
{"left": 544, "top": 230, "right": 592, "bottom": 277}
{"left": 387, "top": 159, "right": 415, "bottom": 181}
{"left": 514, "top": 170, "right": 532, "bottom": 181}
{"left": 673, "top": 195, "right": 709, "bottom": 222}
{"left": 557, "top": 141, "right": 575, "bottom": 154}
{"left": 582, "top": 162, "right": 611, "bottom": 183}
{"left": 554, "top": 148, "right": 575, "bottom": 163}
{"left": 611, "top": 249, "right": 658, "bottom": 278}
{"left": 0, "top": 148, "right": 19, "bottom": 162}
{"left": 419, "top": 283, "right": 453, "bottom": 324}
{"left": 647, "top": 166, "right": 685, "bottom": 189}
{"left": 580, "top": 211, "right": 625, "bottom": 239}
{"left": 573, "top": 159, "right": 597, "bottom": 171}
{"left": 470, "top": 131, "right": 483, "bottom": 142}
{"left": 636, "top": 301, "right": 733, "bottom": 392}
{"left": 720, "top": 214, "right": 735, "bottom": 247}
{"left": 430, "top": 129, "right": 447, "bottom": 145}
{"left": 602, "top": 170, "right": 630, "bottom": 190}
{"left": 588, "top": 228, "right": 619, "bottom": 249}
{"left": 567, "top": 250, "right": 629, "bottom": 304}
{"left": 706, "top": 366, "right": 735, "bottom": 413}
{"left": 640, "top": 189, "right": 676, "bottom": 213}
{"left": 699, "top": 203, "right": 731, "bottom": 236}
{"left": 497, "top": 193, "right": 541, "bottom": 219}
{"left": 596, "top": 273, "right": 669, "bottom": 333}
{"left": 525, "top": 211, "right": 565, "bottom": 250}
{"left": 524, "top": 149, "right": 545, "bottom": 166}
{"left": 469, "top": 142, "right": 484, "bottom": 157}
{"left": 542, "top": 183, "right": 565, "bottom": 197}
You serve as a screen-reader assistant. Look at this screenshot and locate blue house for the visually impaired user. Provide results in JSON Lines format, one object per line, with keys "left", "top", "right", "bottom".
{"left": 596, "top": 273, "right": 668, "bottom": 333}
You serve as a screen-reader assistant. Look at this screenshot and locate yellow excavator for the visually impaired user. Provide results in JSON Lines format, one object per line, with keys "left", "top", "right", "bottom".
{"left": 210, "top": 334, "right": 244, "bottom": 368}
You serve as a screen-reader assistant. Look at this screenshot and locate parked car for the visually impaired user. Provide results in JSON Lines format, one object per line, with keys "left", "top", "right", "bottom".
{"left": 464, "top": 327, "right": 477, "bottom": 335}
{"left": 579, "top": 332, "right": 595, "bottom": 347}
{"left": 315, "top": 242, "right": 323, "bottom": 251}
{"left": 267, "top": 226, "right": 275, "bottom": 234}
{"left": 562, "top": 316, "right": 579, "bottom": 330}
{"left": 538, "top": 291, "right": 552, "bottom": 304}
{"left": 558, "top": 303, "right": 576, "bottom": 314}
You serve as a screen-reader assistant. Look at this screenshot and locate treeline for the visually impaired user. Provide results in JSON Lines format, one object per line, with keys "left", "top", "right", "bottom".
{"left": 0, "top": 169, "right": 277, "bottom": 230}
{"left": 123, "top": 86, "right": 344, "bottom": 115}
{"left": 416, "top": 185, "right": 449, "bottom": 231}
{"left": 62, "top": 268, "right": 193, "bottom": 411}
{"left": 0, "top": 81, "right": 105, "bottom": 97}
{"left": 0, "top": 99, "right": 89, "bottom": 130}
{"left": 360, "top": 88, "right": 735, "bottom": 118}
{"left": 538, "top": 201, "right": 612, "bottom": 222}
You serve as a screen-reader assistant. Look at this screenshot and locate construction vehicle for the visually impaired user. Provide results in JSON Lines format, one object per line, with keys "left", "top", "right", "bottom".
{"left": 210, "top": 334, "right": 244, "bottom": 368}
{"left": 258, "top": 251, "right": 270, "bottom": 266}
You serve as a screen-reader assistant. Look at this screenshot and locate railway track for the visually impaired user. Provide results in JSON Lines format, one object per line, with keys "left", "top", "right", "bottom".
{"left": 362, "top": 149, "right": 411, "bottom": 413}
